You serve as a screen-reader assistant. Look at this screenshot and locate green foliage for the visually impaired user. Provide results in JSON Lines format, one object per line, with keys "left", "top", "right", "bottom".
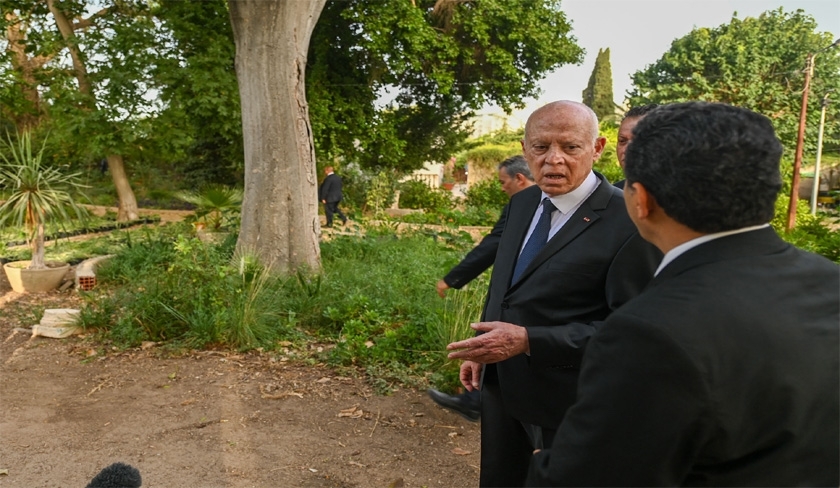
{"left": 307, "top": 0, "right": 583, "bottom": 172}
{"left": 80, "top": 231, "right": 297, "bottom": 350}
{"left": 627, "top": 8, "right": 840, "bottom": 151}
{"left": 399, "top": 206, "right": 501, "bottom": 227}
{"left": 582, "top": 48, "right": 616, "bottom": 123}
{"left": 463, "top": 144, "right": 521, "bottom": 172}
{"left": 175, "top": 185, "right": 243, "bottom": 231}
{"left": 364, "top": 170, "right": 398, "bottom": 217}
{"left": 0, "top": 131, "right": 88, "bottom": 268}
{"left": 464, "top": 178, "right": 507, "bottom": 210}
{"left": 398, "top": 180, "right": 453, "bottom": 212}
{"left": 594, "top": 124, "right": 625, "bottom": 184}
{"left": 427, "top": 274, "right": 489, "bottom": 392}
{"left": 154, "top": 0, "right": 244, "bottom": 186}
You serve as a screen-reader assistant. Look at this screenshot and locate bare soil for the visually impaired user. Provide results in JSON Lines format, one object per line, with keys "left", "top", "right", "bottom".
{"left": 0, "top": 245, "right": 480, "bottom": 487}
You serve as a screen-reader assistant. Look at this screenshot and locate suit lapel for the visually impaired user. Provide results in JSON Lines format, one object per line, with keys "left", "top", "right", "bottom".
{"left": 508, "top": 173, "right": 617, "bottom": 289}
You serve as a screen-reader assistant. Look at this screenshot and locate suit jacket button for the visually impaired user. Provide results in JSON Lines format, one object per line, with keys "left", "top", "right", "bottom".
{"left": 500, "top": 302, "right": 509, "bottom": 309}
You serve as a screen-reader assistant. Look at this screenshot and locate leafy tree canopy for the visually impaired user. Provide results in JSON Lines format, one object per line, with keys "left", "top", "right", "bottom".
{"left": 627, "top": 8, "right": 840, "bottom": 152}
{"left": 307, "top": 0, "right": 583, "bottom": 173}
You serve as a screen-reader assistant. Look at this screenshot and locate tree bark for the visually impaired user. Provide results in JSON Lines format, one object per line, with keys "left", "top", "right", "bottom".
{"left": 228, "top": 0, "right": 326, "bottom": 274}
{"left": 107, "top": 154, "right": 139, "bottom": 220}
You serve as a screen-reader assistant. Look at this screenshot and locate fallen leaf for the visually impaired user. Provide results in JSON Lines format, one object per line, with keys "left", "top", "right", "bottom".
{"left": 388, "top": 478, "right": 404, "bottom": 488}
{"left": 316, "top": 377, "right": 331, "bottom": 383}
{"left": 348, "top": 460, "right": 366, "bottom": 468}
{"left": 309, "top": 468, "right": 318, "bottom": 473}
{"left": 141, "top": 341, "right": 156, "bottom": 350}
{"left": 364, "top": 341, "right": 374, "bottom": 348}
{"left": 452, "top": 447, "right": 472, "bottom": 456}
{"left": 0, "top": 469, "right": 8, "bottom": 475}
{"left": 448, "top": 431, "right": 459, "bottom": 438}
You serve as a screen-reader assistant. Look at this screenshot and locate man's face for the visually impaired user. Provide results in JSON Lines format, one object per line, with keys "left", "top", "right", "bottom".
{"left": 521, "top": 104, "right": 606, "bottom": 197}
{"left": 498, "top": 169, "right": 519, "bottom": 198}
{"left": 616, "top": 116, "right": 642, "bottom": 169}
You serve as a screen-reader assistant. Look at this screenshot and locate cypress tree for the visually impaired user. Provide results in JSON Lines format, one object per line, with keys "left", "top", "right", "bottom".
{"left": 581, "top": 48, "right": 616, "bottom": 122}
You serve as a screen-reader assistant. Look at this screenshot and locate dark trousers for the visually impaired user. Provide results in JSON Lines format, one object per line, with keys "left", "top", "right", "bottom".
{"left": 480, "top": 380, "right": 557, "bottom": 487}
{"left": 324, "top": 201, "right": 346, "bottom": 227}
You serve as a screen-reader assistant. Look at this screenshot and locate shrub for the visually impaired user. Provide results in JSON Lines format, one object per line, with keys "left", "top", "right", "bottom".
{"left": 398, "top": 180, "right": 453, "bottom": 212}
{"left": 465, "top": 178, "right": 507, "bottom": 210}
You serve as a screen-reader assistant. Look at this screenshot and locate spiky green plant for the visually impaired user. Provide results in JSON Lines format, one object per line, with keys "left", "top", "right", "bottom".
{"left": 0, "top": 131, "right": 88, "bottom": 269}
{"left": 175, "top": 185, "right": 243, "bottom": 231}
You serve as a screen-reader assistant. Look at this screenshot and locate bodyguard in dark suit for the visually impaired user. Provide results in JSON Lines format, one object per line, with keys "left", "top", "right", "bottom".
{"left": 447, "top": 101, "right": 660, "bottom": 486}
{"left": 527, "top": 102, "right": 840, "bottom": 486}
{"left": 319, "top": 166, "right": 346, "bottom": 227}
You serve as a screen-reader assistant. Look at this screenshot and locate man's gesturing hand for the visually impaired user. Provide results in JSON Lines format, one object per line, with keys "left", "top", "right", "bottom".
{"left": 447, "top": 321, "right": 529, "bottom": 364}
{"left": 459, "top": 360, "right": 482, "bottom": 391}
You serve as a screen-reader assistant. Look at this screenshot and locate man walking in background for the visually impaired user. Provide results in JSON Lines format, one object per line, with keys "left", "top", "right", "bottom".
{"left": 319, "top": 166, "right": 347, "bottom": 228}
{"left": 527, "top": 102, "right": 839, "bottom": 486}
{"left": 429, "top": 155, "right": 535, "bottom": 422}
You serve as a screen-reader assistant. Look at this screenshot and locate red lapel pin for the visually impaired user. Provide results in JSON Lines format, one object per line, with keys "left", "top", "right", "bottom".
{"left": 583, "top": 217, "right": 591, "bottom": 222}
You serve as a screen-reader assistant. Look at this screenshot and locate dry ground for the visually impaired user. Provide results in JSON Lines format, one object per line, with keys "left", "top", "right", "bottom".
{"left": 0, "top": 254, "right": 481, "bottom": 487}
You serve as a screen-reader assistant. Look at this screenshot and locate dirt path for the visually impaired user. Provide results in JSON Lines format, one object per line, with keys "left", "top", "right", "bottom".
{"left": 0, "top": 265, "right": 480, "bottom": 487}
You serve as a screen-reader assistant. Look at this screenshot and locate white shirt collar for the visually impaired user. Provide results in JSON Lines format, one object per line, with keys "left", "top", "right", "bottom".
{"left": 654, "top": 224, "right": 770, "bottom": 276}
{"left": 542, "top": 171, "right": 599, "bottom": 214}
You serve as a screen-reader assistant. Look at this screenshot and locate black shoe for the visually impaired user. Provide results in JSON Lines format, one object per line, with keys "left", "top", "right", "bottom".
{"left": 341, "top": 217, "right": 348, "bottom": 225}
{"left": 428, "top": 389, "right": 480, "bottom": 422}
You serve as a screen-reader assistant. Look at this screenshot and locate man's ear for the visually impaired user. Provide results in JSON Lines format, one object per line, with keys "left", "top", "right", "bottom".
{"left": 626, "top": 182, "right": 655, "bottom": 220}
{"left": 593, "top": 136, "right": 607, "bottom": 159}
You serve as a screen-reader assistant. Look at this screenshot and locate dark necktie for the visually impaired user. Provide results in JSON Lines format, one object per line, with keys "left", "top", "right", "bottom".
{"left": 512, "top": 198, "right": 556, "bottom": 283}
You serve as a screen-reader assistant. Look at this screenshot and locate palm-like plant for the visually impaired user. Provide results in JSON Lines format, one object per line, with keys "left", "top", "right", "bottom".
{"left": 0, "top": 131, "right": 88, "bottom": 269}
{"left": 175, "top": 185, "right": 243, "bottom": 231}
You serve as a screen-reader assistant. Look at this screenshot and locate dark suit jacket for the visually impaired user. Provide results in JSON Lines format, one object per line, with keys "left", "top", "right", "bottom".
{"left": 483, "top": 172, "right": 660, "bottom": 427}
{"left": 527, "top": 227, "right": 840, "bottom": 486}
{"left": 319, "top": 173, "right": 343, "bottom": 203}
{"left": 442, "top": 204, "right": 507, "bottom": 289}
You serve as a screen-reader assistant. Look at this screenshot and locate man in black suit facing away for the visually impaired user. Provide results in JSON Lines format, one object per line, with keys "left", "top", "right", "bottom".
{"left": 527, "top": 102, "right": 840, "bottom": 486}
{"left": 319, "top": 166, "right": 347, "bottom": 227}
{"left": 447, "top": 100, "right": 660, "bottom": 486}
{"left": 429, "top": 155, "right": 535, "bottom": 422}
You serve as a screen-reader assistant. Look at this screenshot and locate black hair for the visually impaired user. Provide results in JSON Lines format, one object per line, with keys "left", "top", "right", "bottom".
{"left": 624, "top": 102, "right": 782, "bottom": 233}
{"left": 623, "top": 104, "right": 659, "bottom": 120}
{"left": 498, "top": 155, "right": 534, "bottom": 181}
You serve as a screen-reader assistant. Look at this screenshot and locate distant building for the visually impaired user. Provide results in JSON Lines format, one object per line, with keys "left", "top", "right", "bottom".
{"left": 469, "top": 109, "right": 525, "bottom": 138}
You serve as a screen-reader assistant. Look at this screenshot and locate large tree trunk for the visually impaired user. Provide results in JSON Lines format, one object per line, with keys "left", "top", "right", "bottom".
{"left": 107, "top": 154, "right": 139, "bottom": 220}
{"left": 228, "top": 0, "right": 326, "bottom": 274}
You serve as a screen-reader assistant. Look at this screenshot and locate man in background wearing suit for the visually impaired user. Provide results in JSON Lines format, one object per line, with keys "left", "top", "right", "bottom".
{"left": 613, "top": 103, "right": 658, "bottom": 189}
{"left": 527, "top": 102, "right": 840, "bottom": 486}
{"left": 429, "top": 155, "right": 535, "bottom": 422}
{"left": 447, "top": 100, "right": 660, "bottom": 486}
{"left": 319, "top": 166, "right": 347, "bottom": 227}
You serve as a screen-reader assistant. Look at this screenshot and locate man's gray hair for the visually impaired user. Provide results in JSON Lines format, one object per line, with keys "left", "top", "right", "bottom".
{"left": 498, "top": 155, "right": 534, "bottom": 181}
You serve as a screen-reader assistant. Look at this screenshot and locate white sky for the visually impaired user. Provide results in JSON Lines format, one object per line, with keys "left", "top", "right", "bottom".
{"left": 501, "top": 0, "right": 840, "bottom": 122}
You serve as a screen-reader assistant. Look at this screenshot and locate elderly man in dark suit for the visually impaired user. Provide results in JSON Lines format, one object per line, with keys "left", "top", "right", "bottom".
{"left": 447, "top": 100, "right": 660, "bottom": 486}
{"left": 527, "top": 102, "right": 840, "bottom": 486}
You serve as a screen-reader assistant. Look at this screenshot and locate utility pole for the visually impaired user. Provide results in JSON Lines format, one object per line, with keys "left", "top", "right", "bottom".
{"left": 810, "top": 92, "right": 832, "bottom": 215}
{"left": 786, "top": 38, "right": 840, "bottom": 231}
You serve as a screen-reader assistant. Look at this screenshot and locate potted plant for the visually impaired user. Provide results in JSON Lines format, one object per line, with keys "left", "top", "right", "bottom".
{"left": 175, "top": 185, "right": 243, "bottom": 243}
{"left": 0, "top": 131, "right": 88, "bottom": 293}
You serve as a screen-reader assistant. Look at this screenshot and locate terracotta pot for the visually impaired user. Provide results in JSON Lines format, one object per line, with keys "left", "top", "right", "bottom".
{"left": 441, "top": 182, "right": 455, "bottom": 190}
{"left": 3, "top": 261, "right": 70, "bottom": 293}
